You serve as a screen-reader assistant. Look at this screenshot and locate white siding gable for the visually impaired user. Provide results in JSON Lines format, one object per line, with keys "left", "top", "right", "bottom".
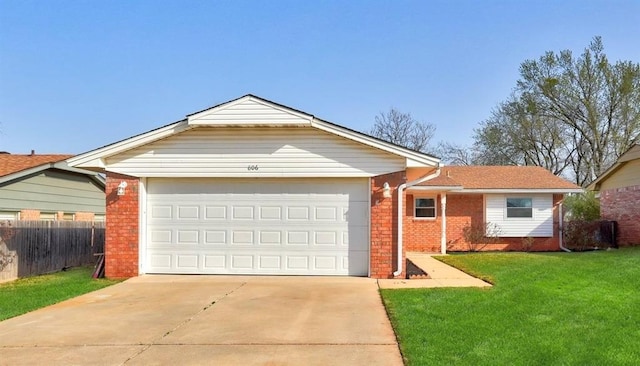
{"left": 188, "top": 97, "right": 312, "bottom": 126}
{"left": 485, "top": 194, "right": 554, "bottom": 237}
{"left": 106, "top": 127, "right": 405, "bottom": 177}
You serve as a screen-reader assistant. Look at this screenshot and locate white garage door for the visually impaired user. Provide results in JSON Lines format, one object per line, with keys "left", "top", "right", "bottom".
{"left": 145, "top": 178, "right": 369, "bottom": 276}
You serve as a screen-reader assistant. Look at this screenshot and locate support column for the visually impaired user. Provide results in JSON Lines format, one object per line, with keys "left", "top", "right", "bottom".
{"left": 440, "top": 192, "right": 447, "bottom": 254}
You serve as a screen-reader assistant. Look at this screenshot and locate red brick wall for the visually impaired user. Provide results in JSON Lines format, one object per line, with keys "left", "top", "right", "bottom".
{"left": 370, "top": 171, "right": 406, "bottom": 278}
{"left": 403, "top": 194, "right": 443, "bottom": 252}
{"left": 403, "top": 193, "right": 563, "bottom": 252}
{"left": 600, "top": 185, "right": 640, "bottom": 246}
{"left": 105, "top": 172, "right": 140, "bottom": 278}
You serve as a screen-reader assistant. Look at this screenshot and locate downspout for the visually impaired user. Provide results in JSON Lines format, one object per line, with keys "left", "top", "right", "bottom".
{"left": 393, "top": 167, "right": 441, "bottom": 277}
{"left": 558, "top": 202, "right": 571, "bottom": 252}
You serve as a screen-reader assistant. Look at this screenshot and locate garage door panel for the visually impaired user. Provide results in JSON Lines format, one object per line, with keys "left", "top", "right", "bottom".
{"left": 145, "top": 178, "right": 369, "bottom": 276}
{"left": 149, "top": 227, "right": 367, "bottom": 249}
{"left": 148, "top": 250, "right": 366, "bottom": 275}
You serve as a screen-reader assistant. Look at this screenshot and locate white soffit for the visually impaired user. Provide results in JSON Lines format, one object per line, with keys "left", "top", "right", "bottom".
{"left": 188, "top": 95, "right": 313, "bottom": 126}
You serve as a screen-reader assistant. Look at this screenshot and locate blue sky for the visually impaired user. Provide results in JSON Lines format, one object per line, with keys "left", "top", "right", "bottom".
{"left": 1, "top": 0, "right": 639, "bottom": 155}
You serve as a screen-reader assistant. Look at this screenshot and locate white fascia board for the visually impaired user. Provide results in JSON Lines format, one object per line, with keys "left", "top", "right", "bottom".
{"left": 459, "top": 188, "right": 584, "bottom": 194}
{"left": 67, "top": 120, "right": 192, "bottom": 170}
{"left": 52, "top": 161, "right": 102, "bottom": 175}
{"left": 187, "top": 95, "right": 314, "bottom": 126}
{"left": 310, "top": 119, "right": 440, "bottom": 168}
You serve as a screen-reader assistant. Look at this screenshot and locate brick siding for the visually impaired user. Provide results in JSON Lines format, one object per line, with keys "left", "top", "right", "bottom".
{"left": 403, "top": 193, "right": 563, "bottom": 252}
{"left": 600, "top": 185, "right": 640, "bottom": 246}
{"left": 105, "top": 172, "right": 140, "bottom": 278}
{"left": 370, "top": 171, "right": 406, "bottom": 278}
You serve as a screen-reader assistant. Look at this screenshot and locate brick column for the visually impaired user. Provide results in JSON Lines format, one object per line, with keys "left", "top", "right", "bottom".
{"left": 105, "top": 172, "right": 140, "bottom": 278}
{"left": 370, "top": 171, "right": 406, "bottom": 279}
{"left": 19, "top": 209, "right": 40, "bottom": 220}
{"left": 74, "top": 212, "right": 96, "bottom": 222}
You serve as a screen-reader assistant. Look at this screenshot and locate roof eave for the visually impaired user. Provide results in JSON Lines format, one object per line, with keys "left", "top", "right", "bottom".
{"left": 458, "top": 188, "right": 584, "bottom": 194}
{"left": 0, "top": 162, "right": 105, "bottom": 188}
{"left": 407, "top": 185, "right": 464, "bottom": 191}
{"left": 587, "top": 144, "right": 640, "bottom": 190}
{"left": 311, "top": 119, "right": 440, "bottom": 167}
{"left": 67, "top": 120, "right": 191, "bottom": 170}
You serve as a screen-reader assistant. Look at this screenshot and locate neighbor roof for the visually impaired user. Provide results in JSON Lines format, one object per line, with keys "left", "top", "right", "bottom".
{"left": 414, "top": 166, "right": 582, "bottom": 192}
{"left": 0, "top": 154, "right": 72, "bottom": 177}
{"left": 587, "top": 143, "right": 640, "bottom": 191}
{"left": 0, "top": 153, "right": 105, "bottom": 188}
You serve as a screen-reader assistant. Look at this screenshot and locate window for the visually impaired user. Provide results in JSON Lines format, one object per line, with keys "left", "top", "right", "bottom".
{"left": 415, "top": 197, "right": 436, "bottom": 218}
{"left": 506, "top": 198, "right": 533, "bottom": 218}
{"left": 0, "top": 211, "right": 18, "bottom": 221}
{"left": 40, "top": 212, "right": 56, "bottom": 221}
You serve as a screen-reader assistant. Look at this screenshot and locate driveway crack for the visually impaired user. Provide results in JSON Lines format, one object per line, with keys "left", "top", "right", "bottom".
{"left": 121, "top": 281, "right": 247, "bottom": 365}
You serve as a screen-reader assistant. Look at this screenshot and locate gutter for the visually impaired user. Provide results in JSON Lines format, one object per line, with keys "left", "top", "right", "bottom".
{"left": 558, "top": 202, "right": 571, "bottom": 252}
{"left": 393, "top": 167, "right": 441, "bottom": 277}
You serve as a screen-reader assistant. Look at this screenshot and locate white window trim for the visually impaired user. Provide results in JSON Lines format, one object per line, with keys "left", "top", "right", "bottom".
{"left": 414, "top": 195, "right": 437, "bottom": 220}
{"left": 505, "top": 197, "right": 534, "bottom": 220}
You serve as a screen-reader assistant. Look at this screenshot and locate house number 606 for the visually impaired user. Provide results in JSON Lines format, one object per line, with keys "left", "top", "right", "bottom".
{"left": 247, "top": 165, "right": 259, "bottom": 171}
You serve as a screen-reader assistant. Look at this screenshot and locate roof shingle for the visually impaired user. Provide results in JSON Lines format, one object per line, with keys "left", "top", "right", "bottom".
{"left": 0, "top": 154, "right": 73, "bottom": 177}
{"left": 416, "top": 166, "right": 580, "bottom": 190}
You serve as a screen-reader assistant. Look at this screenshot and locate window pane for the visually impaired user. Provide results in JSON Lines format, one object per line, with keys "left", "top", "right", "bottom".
{"left": 416, "top": 208, "right": 436, "bottom": 218}
{"left": 506, "top": 198, "right": 533, "bottom": 218}
{"left": 415, "top": 197, "right": 436, "bottom": 218}
{"left": 507, "top": 198, "right": 532, "bottom": 208}
{"left": 416, "top": 198, "right": 435, "bottom": 208}
{"left": 507, "top": 207, "right": 532, "bottom": 218}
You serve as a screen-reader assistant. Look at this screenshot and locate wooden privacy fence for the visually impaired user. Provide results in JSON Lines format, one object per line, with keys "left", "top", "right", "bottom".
{"left": 0, "top": 221, "right": 105, "bottom": 282}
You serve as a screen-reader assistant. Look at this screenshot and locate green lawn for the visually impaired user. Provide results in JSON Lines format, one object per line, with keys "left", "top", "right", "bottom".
{"left": 381, "top": 248, "right": 640, "bottom": 365}
{"left": 0, "top": 267, "right": 120, "bottom": 321}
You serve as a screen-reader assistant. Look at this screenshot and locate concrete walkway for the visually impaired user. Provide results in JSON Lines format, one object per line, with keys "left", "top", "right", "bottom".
{"left": 0, "top": 276, "right": 403, "bottom": 366}
{"left": 378, "top": 252, "right": 493, "bottom": 289}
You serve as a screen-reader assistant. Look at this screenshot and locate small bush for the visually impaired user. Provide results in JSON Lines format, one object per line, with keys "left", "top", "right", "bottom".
{"left": 461, "top": 222, "right": 502, "bottom": 251}
{"left": 521, "top": 237, "right": 535, "bottom": 252}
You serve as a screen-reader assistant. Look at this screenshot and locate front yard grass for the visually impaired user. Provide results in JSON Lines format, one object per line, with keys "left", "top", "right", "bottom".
{"left": 381, "top": 248, "right": 640, "bottom": 365}
{"left": 0, "top": 267, "right": 120, "bottom": 321}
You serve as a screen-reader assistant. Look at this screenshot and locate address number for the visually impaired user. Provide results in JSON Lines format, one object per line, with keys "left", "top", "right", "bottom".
{"left": 247, "top": 165, "right": 259, "bottom": 171}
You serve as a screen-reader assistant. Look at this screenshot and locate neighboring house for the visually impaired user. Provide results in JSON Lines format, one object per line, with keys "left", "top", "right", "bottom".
{"left": 588, "top": 144, "right": 640, "bottom": 246}
{"left": 68, "top": 95, "right": 581, "bottom": 279}
{"left": 0, "top": 153, "right": 106, "bottom": 221}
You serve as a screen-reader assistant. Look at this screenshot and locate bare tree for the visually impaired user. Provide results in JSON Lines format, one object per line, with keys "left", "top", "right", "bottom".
{"left": 434, "top": 141, "right": 478, "bottom": 166}
{"left": 469, "top": 37, "right": 640, "bottom": 186}
{"left": 370, "top": 108, "right": 436, "bottom": 153}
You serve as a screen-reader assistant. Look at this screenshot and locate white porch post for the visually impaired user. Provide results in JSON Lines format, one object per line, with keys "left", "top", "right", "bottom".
{"left": 440, "top": 192, "right": 447, "bottom": 254}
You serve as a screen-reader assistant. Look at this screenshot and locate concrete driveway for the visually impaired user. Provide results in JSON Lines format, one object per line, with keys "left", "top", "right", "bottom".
{"left": 0, "top": 275, "right": 403, "bottom": 366}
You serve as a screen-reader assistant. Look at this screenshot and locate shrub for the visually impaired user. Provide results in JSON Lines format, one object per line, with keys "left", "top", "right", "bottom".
{"left": 564, "top": 192, "right": 600, "bottom": 221}
{"left": 461, "top": 222, "right": 502, "bottom": 251}
{"left": 521, "top": 236, "right": 535, "bottom": 252}
{"left": 563, "top": 220, "right": 609, "bottom": 251}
